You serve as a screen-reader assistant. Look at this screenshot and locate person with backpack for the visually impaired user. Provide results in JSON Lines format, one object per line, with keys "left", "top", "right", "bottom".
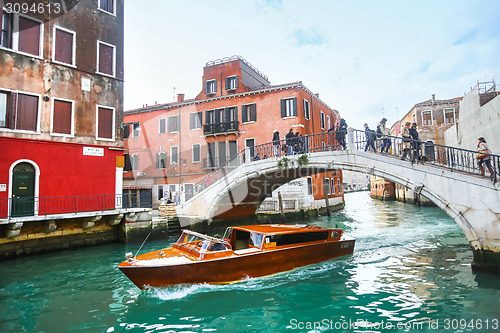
{"left": 364, "top": 123, "right": 376, "bottom": 152}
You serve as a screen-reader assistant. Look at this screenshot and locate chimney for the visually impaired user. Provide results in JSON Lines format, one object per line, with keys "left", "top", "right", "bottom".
{"left": 177, "top": 94, "right": 185, "bottom": 102}
{"left": 431, "top": 94, "right": 436, "bottom": 104}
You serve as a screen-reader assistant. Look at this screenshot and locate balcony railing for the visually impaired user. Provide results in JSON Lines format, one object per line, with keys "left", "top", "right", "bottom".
{"left": 203, "top": 121, "right": 239, "bottom": 135}
{"left": 0, "top": 192, "right": 151, "bottom": 220}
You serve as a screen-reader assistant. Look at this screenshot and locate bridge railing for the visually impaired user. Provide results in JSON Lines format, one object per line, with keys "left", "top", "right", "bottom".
{"left": 188, "top": 129, "right": 498, "bottom": 202}
{"left": 351, "top": 129, "right": 499, "bottom": 183}
{"left": 0, "top": 192, "right": 149, "bottom": 220}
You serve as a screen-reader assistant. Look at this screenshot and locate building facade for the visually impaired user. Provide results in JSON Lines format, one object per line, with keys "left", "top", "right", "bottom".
{"left": 0, "top": 0, "right": 124, "bottom": 219}
{"left": 391, "top": 94, "right": 461, "bottom": 155}
{"left": 444, "top": 81, "right": 499, "bottom": 154}
{"left": 123, "top": 56, "right": 344, "bottom": 215}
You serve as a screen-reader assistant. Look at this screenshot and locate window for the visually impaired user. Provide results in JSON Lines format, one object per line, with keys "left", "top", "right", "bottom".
{"left": 281, "top": 97, "right": 297, "bottom": 118}
{"left": 97, "top": 41, "right": 115, "bottom": 77}
{"left": 226, "top": 106, "right": 238, "bottom": 123}
{"left": 98, "top": 0, "right": 115, "bottom": 14}
{"left": 205, "top": 79, "right": 217, "bottom": 94}
{"left": 205, "top": 110, "right": 214, "bottom": 124}
{"left": 324, "top": 178, "right": 330, "bottom": 194}
{"left": 171, "top": 146, "right": 179, "bottom": 164}
{"left": 225, "top": 75, "right": 238, "bottom": 91}
{"left": 422, "top": 110, "right": 432, "bottom": 126}
{"left": 124, "top": 154, "right": 139, "bottom": 171}
{"left": 246, "top": 138, "right": 255, "bottom": 159}
{"left": 190, "top": 112, "right": 202, "bottom": 129}
{"left": 1, "top": 13, "right": 42, "bottom": 56}
{"left": 1, "top": 11, "right": 13, "bottom": 48}
{"left": 96, "top": 106, "right": 115, "bottom": 140}
{"left": 0, "top": 90, "right": 39, "bottom": 131}
{"left": 337, "top": 179, "right": 342, "bottom": 194}
{"left": 132, "top": 123, "right": 140, "bottom": 137}
{"left": 158, "top": 118, "right": 167, "bottom": 135}
{"left": 303, "top": 99, "right": 310, "bottom": 120}
{"left": 156, "top": 152, "right": 167, "bottom": 169}
{"left": 52, "top": 99, "right": 73, "bottom": 135}
{"left": 192, "top": 144, "right": 201, "bottom": 163}
{"left": 53, "top": 26, "right": 75, "bottom": 65}
{"left": 444, "top": 108, "right": 455, "bottom": 124}
{"left": 242, "top": 104, "right": 256, "bottom": 123}
{"left": 331, "top": 178, "right": 335, "bottom": 195}
{"left": 320, "top": 111, "right": 325, "bottom": 129}
{"left": 327, "top": 115, "right": 331, "bottom": 130}
{"left": 159, "top": 118, "right": 166, "bottom": 134}
{"left": 168, "top": 115, "right": 180, "bottom": 133}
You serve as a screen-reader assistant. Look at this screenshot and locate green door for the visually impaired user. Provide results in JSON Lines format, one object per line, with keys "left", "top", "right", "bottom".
{"left": 12, "top": 163, "right": 35, "bottom": 217}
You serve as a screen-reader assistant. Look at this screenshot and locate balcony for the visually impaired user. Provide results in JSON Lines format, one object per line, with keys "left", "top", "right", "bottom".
{"left": 203, "top": 121, "right": 239, "bottom": 136}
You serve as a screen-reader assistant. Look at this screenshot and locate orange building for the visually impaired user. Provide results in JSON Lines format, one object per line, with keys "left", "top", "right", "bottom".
{"left": 123, "top": 56, "right": 343, "bottom": 212}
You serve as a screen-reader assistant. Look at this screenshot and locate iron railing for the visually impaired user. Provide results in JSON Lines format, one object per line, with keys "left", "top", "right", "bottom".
{"left": 188, "top": 129, "right": 498, "bottom": 202}
{"left": 0, "top": 192, "right": 150, "bottom": 220}
{"left": 203, "top": 121, "right": 239, "bottom": 135}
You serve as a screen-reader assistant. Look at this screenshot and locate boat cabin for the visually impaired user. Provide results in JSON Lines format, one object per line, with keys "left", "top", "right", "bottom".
{"left": 173, "top": 224, "right": 343, "bottom": 260}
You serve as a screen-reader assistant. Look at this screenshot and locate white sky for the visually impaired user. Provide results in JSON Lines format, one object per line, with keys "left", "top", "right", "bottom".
{"left": 124, "top": 0, "right": 500, "bottom": 129}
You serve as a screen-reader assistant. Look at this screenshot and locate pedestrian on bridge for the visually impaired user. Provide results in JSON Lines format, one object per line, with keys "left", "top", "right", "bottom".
{"left": 409, "top": 122, "right": 421, "bottom": 164}
{"left": 285, "top": 128, "right": 295, "bottom": 155}
{"left": 477, "top": 137, "right": 494, "bottom": 180}
{"left": 272, "top": 130, "right": 280, "bottom": 157}
{"left": 377, "top": 118, "right": 391, "bottom": 154}
{"left": 363, "top": 123, "right": 376, "bottom": 152}
{"left": 401, "top": 122, "right": 412, "bottom": 161}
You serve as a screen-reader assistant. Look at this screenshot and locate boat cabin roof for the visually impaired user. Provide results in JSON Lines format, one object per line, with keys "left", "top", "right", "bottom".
{"left": 230, "top": 224, "right": 324, "bottom": 235}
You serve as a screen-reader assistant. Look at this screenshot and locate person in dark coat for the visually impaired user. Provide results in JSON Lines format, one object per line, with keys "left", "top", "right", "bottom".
{"left": 409, "top": 122, "right": 421, "bottom": 164}
{"left": 363, "top": 123, "right": 376, "bottom": 152}
{"left": 294, "top": 132, "right": 302, "bottom": 154}
{"left": 285, "top": 128, "right": 295, "bottom": 155}
{"left": 272, "top": 130, "right": 280, "bottom": 157}
{"left": 337, "top": 118, "right": 348, "bottom": 149}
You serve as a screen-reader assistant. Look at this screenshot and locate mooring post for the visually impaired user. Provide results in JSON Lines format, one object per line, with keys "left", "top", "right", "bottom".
{"left": 278, "top": 191, "right": 285, "bottom": 222}
{"left": 323, "top": 179, "right": 331, "bottom": 216}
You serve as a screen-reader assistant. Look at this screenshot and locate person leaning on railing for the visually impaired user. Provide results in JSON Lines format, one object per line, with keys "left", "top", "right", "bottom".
{"left": 477, "top": 137, "right": 494, "bottom": 180}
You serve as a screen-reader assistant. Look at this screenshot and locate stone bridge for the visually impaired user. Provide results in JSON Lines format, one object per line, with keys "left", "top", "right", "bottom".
{"left": 178, "top": 129, "right": 500, "bottom": 271}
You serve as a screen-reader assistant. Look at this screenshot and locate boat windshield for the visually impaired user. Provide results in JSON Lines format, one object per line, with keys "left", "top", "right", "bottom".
{"left": 176, "top": 230, "right": 230, "bottom": 253}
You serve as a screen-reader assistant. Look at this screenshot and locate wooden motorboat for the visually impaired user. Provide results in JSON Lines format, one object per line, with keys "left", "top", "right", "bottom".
{"left": 118, "top": 224, "right": 355, "bottom": 289}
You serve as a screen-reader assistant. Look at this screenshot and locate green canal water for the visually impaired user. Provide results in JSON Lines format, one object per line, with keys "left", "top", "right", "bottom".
{"left": 1, "top": 191, "right": 499, "bottom": 333}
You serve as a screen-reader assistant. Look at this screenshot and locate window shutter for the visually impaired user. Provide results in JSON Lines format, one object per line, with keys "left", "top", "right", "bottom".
{"left": 215, "top": 109, "right": 221, "bottom": 123}
{"left": 16, "top": 93, "right": 38, "bottom": 131}
{"left": 252, "top": 104, "right": 257, "bottom": 122}
{"left": 18, "top": 17, "right": 40, "bottom": 56}
{"left": 242, "top": 106, "right": 247, "bottom": 123}
{"left": 225, "top": 77, "right": 229, "bottom": 90}
{"left": 197, "top": 112, "right": 202, "bottom": 126}
{"left": 156, "top": 153, "right": 160, "bottom": 169}
{"left": 292, "top": 97, "right": 297, "bottom": 116}
{"left": 54, "top": 28, "right": 73, "bottom": 64}
{"left": 234, "top": 76, "right": 239, "bottom": 89}
{"left": 234, "top": 106, "right": 238, "bottom": 121}
{"left": 281, "top": 99, "right": 286, "bottom": 118}
{"left": 213, "top": 79, "right": 217, "bottom": 92}
{"left": 168, "top": 118, "right": 172, "bottom": 132}
{"left": 123, "top": 124, "right": 129, "bottom": 139}
{"left": 204, "top": 81, "right": 208, "bottom": 94}
{"left": 225, "top": 108, "right": 230, "bottom": 123}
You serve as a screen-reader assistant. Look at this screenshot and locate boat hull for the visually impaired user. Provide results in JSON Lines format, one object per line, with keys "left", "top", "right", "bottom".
{"left": 118, "top": 237, "right": 355, "bottom": 289}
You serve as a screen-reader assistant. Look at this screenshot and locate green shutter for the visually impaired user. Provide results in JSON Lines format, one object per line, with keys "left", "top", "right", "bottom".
{"left": 292, "top": 97, "right": 297, "bottom": 116}
{"left": 252, "top": 104, "right": 257, "bottom": 122}
{"left": 242, "top": 106, "right": 247, "bottom": 123}
{"left": 281, "top": 99, "right": 286, "bottom": 118}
